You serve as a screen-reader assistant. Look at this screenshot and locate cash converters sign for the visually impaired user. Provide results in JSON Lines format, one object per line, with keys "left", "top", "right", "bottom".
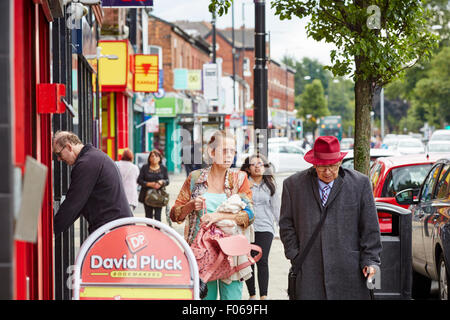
{"left": 102, "top": 0, "right": 154, "bottom": 7}
{"left": 76, "top": 222, "right": 194, "bottom": 300}
{"left": 134, "top": 55, "right": 159, "bottom": 93}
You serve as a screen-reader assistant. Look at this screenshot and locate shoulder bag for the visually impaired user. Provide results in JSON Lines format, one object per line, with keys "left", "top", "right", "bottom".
{"left": 144, "top": 186, "right": 169, "bottom": 207}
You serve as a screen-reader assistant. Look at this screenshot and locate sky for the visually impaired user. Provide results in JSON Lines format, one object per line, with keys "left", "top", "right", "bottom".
{"left": 151, "top": 0, "right": 336, "bottom": 66}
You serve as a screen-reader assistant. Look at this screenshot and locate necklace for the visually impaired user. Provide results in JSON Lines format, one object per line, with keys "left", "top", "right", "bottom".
{"left": 149, "top": 165, "right": 160, "bottom": 172}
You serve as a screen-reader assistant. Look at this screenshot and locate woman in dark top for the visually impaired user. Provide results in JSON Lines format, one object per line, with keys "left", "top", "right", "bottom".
{"left": 137, "top": 149, "right": 169, "bottom": 221}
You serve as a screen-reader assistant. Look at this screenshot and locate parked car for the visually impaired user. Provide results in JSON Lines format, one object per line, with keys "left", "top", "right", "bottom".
{"left": 340, "top": 138, "right": 354, "bottom": 151}
{"left": 341, "top": 148, "right": 396, "bottom": 170}
{"left": 428, "top": 141, "right": 450, "bottom": 153}
{"left": 430, "top": 129, "right": 450, "bottom": 142}
{"left": 288, "top": 140, "right": 312, "bottom": 151}
{"left": 236, "top": 143, "right": 311, "bottom": 173}
{"left": 369, "top": 154, "right": 449, "bottom": 233}
{"left": 395, "top": 138, "right": 425, "bottom": 155}
{"left": 395, "top": 156, "right": 450, "bottom": 300}
{"left": 382, "top": 136, "right": 399, "bottom": 150}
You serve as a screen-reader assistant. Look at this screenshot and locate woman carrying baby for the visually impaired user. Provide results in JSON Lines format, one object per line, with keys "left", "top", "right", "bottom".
{"left": 241, "top": 154, "right": 280, "bottom": 300}
{"left": 170, "top": 130, "right": 254, "bottom": 300}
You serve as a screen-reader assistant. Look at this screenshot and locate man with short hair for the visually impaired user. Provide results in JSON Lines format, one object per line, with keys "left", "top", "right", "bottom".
{"left": 52, "top": 131, "right": 132, "bottom": 235}
{"left": 279, "top": 136, "right": 382, "bottom": 299}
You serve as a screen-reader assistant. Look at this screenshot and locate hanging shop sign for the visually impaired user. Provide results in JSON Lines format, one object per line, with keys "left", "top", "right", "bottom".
{"left": 187, "top": 70, "right": 202, "bottom": 91}
{"left": 134, "top": 54, "right": 159, "bottom": 93}
{"left": 73, "top": 218, "right": 199, "bottom": 300}
{"left": 173, "top": 69, "right": 188, "bottom": 90}
{"left": 101, "top": 0, "right": 154, "bottom": 7}
{"left": 173, "top": 69, "right": 202, "bottom": 91}
{"left": 98, "top": 40, "right": 133, "bottom": 92}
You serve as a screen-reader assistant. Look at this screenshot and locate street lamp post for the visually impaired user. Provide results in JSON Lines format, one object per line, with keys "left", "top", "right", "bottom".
{"left": 254, "top": 0, "right": 268, "bottom": 156}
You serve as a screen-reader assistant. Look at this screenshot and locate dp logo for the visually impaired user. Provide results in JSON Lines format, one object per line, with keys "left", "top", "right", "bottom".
{"left": 125, "top": 232, "right": 148, "bottom": 254}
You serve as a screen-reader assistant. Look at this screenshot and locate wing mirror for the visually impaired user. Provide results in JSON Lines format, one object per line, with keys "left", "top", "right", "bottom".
{"left": 395, "top": 188, "right": 419, "bottom": 205}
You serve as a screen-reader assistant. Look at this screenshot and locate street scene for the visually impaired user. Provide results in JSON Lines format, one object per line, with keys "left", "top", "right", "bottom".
{"left": 0, "top": 0, "right": 449, "bottom": 303}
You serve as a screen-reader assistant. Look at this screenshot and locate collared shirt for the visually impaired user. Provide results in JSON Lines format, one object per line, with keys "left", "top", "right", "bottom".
{"left": 318, "top": 178, "right": 334, "bottom": 205}
{"left": 249, "top": 177, "right": 280, "bottom": 235}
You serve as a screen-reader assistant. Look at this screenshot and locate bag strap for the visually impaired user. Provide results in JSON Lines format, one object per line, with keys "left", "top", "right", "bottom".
{"left": 292, "top": 208, "right": 330, "bottom": 275}
{"left": 232, "top": 244, "right": 262, "bottom": 273}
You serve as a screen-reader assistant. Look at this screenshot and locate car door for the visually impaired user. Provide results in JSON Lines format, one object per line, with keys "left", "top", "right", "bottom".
{"left": 413, "top": 164, "right": 442, "bottom": 272}
{"left": 424, "top": 163, "right": 450, "bottom": 276}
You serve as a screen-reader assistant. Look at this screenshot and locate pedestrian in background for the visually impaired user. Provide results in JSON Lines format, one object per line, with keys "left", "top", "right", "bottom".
{"left": 241, "top": 154, "right": 280, "bottom": 300}
{"left": 279, "top": 136, "right": 382, "bottom": 300}
{"left": 138, "top": 149, "right": 169, "bottom": 222}
{"left": 116, "top": 148, "right": 140, "bottom": 212}
{"left": 170, "top": 130, "right": 255, "bottom": 300}
{"left": 52, "top": 131, "right": 132, "bottom": 235}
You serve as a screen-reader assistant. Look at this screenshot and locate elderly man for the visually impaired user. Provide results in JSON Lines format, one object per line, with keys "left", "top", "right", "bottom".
{"left": 52, "top": 131, "right": 132, "bottom": 235}
{"left": 279, "top": 136, "right": 382, "bottom": 300}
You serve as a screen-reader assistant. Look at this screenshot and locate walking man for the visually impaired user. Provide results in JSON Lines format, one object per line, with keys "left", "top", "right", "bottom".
{"left": 279, "top": 136, "right": 382, "bottom": 299}
{"left": 52, "top": 131, "right": 132, "bottom": 235}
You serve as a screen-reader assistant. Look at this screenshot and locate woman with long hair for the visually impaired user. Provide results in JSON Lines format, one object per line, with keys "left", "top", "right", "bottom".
{"left": 170, "top": 130, "right": 254, "bottom": 300}
{"left": 240, "top": 154, "right": 280, "bottom": 300}
{"left": 137, "top": 149, "right": 169, "bottom": 221}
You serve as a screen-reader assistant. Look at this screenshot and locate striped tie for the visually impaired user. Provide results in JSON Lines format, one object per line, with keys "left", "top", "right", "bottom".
{"left": 321, "top": 185, "right": 330, "bottom": 206}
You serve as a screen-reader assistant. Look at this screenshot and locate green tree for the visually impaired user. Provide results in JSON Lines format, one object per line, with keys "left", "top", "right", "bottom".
{"left": 412, "top": 46, "right": 450, "bottom": 127}
{"left": 298, "top": 79, "right": 330, "bottom": 134}
{"left": 210, "top": 0, "right": 439, "bottom": 174}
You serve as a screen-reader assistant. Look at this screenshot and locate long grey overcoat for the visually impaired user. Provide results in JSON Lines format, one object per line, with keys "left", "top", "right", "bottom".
{"left": 279, "top": 167, "right": 382, "bottom": 300}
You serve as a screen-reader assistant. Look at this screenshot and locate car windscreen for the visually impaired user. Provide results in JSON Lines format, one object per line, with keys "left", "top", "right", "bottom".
{"left": 399, "top": 140, "right": 422, "bottom": 147}
{"left": 382, "top": 164, "right": 433, "bottom": 197}
{"left": 429, "top": 143, "right": 450, "bottom": 152}
{"left": 431, "top": 133, "right": 450, "bottom": 141}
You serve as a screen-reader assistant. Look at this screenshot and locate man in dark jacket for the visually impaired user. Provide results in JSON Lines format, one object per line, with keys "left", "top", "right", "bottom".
{"left": 279, "top": 136, "right": 382, "bottom": 299}
{"left": 52, "top": 131, "right": 132, "bottom": 235}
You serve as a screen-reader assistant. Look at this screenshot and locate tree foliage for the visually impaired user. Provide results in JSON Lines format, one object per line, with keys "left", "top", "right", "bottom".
{"left": 209, "top": 0, "right": 440, "bottom": 174}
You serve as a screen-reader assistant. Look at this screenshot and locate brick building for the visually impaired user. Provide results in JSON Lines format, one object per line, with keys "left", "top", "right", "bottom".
{"left": 147, "top": 15, "right": 211, "bottom": 93}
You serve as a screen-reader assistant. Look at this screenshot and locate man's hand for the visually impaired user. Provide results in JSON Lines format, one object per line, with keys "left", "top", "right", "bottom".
{"left": 362, "top": 265, "right": 377, "bottom": 280}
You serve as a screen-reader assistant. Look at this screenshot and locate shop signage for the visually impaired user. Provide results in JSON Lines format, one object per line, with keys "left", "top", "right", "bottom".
{"left": 98, "top": 40, "right": 133, "bottom": 92}
{"left": 187, "top": 70, "right": 202, "bottom": 91}
{"left": 146, "top": 116, "right": 159, "bottom": 133}
{"left": 229, "top": 112, "right": 242, "bottom": 128}
{"left": 155, "top": 97, "right": 183, "bottom": 117}
{"left": 174, "top": 69, "right": 202, "bottom": 91}
{"left": 173, "top": 69, "right": 188, "bottom": 90}
{"left": 73, "top": 218, "right": 199, "bottom": 300}
{"left": 134, "top": 54, "right": 159, "bottom": 93}
{"left": 101, "top": 0, "right": 154, "bottom": 7}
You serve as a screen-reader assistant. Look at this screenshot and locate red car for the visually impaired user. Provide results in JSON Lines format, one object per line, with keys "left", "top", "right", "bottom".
{"left": 369, "top": 153, "right": 450, "bottom": 233}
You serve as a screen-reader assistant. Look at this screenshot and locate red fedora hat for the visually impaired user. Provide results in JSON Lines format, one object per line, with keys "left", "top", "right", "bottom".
{"left": 304, "top": 136, "right": 347, "bottom": 165}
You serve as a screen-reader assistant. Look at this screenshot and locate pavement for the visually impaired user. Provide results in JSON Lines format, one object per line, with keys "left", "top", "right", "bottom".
{"left": 133, "top": 171, "right": 292, "bottom": 300}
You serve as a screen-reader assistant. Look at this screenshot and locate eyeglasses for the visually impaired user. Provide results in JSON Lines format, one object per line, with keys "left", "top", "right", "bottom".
{"left": 54, "top": 144, "right": 67, "bottom": 158}
{"left": 315, "top": 163, "right": 340, "bottom": 172}
{"left": 216, "top": 148, "right": 236, "bottom": 155}
{"left": 250, "top": 162, "right": 264, "bottom": 168}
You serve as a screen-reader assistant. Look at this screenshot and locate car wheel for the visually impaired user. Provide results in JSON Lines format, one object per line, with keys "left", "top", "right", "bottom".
{"left": 412, "top": 269, "right": 431, "bottom": 300}
{"left": 438, "top": 254, "right": 449, "bottom": 300}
